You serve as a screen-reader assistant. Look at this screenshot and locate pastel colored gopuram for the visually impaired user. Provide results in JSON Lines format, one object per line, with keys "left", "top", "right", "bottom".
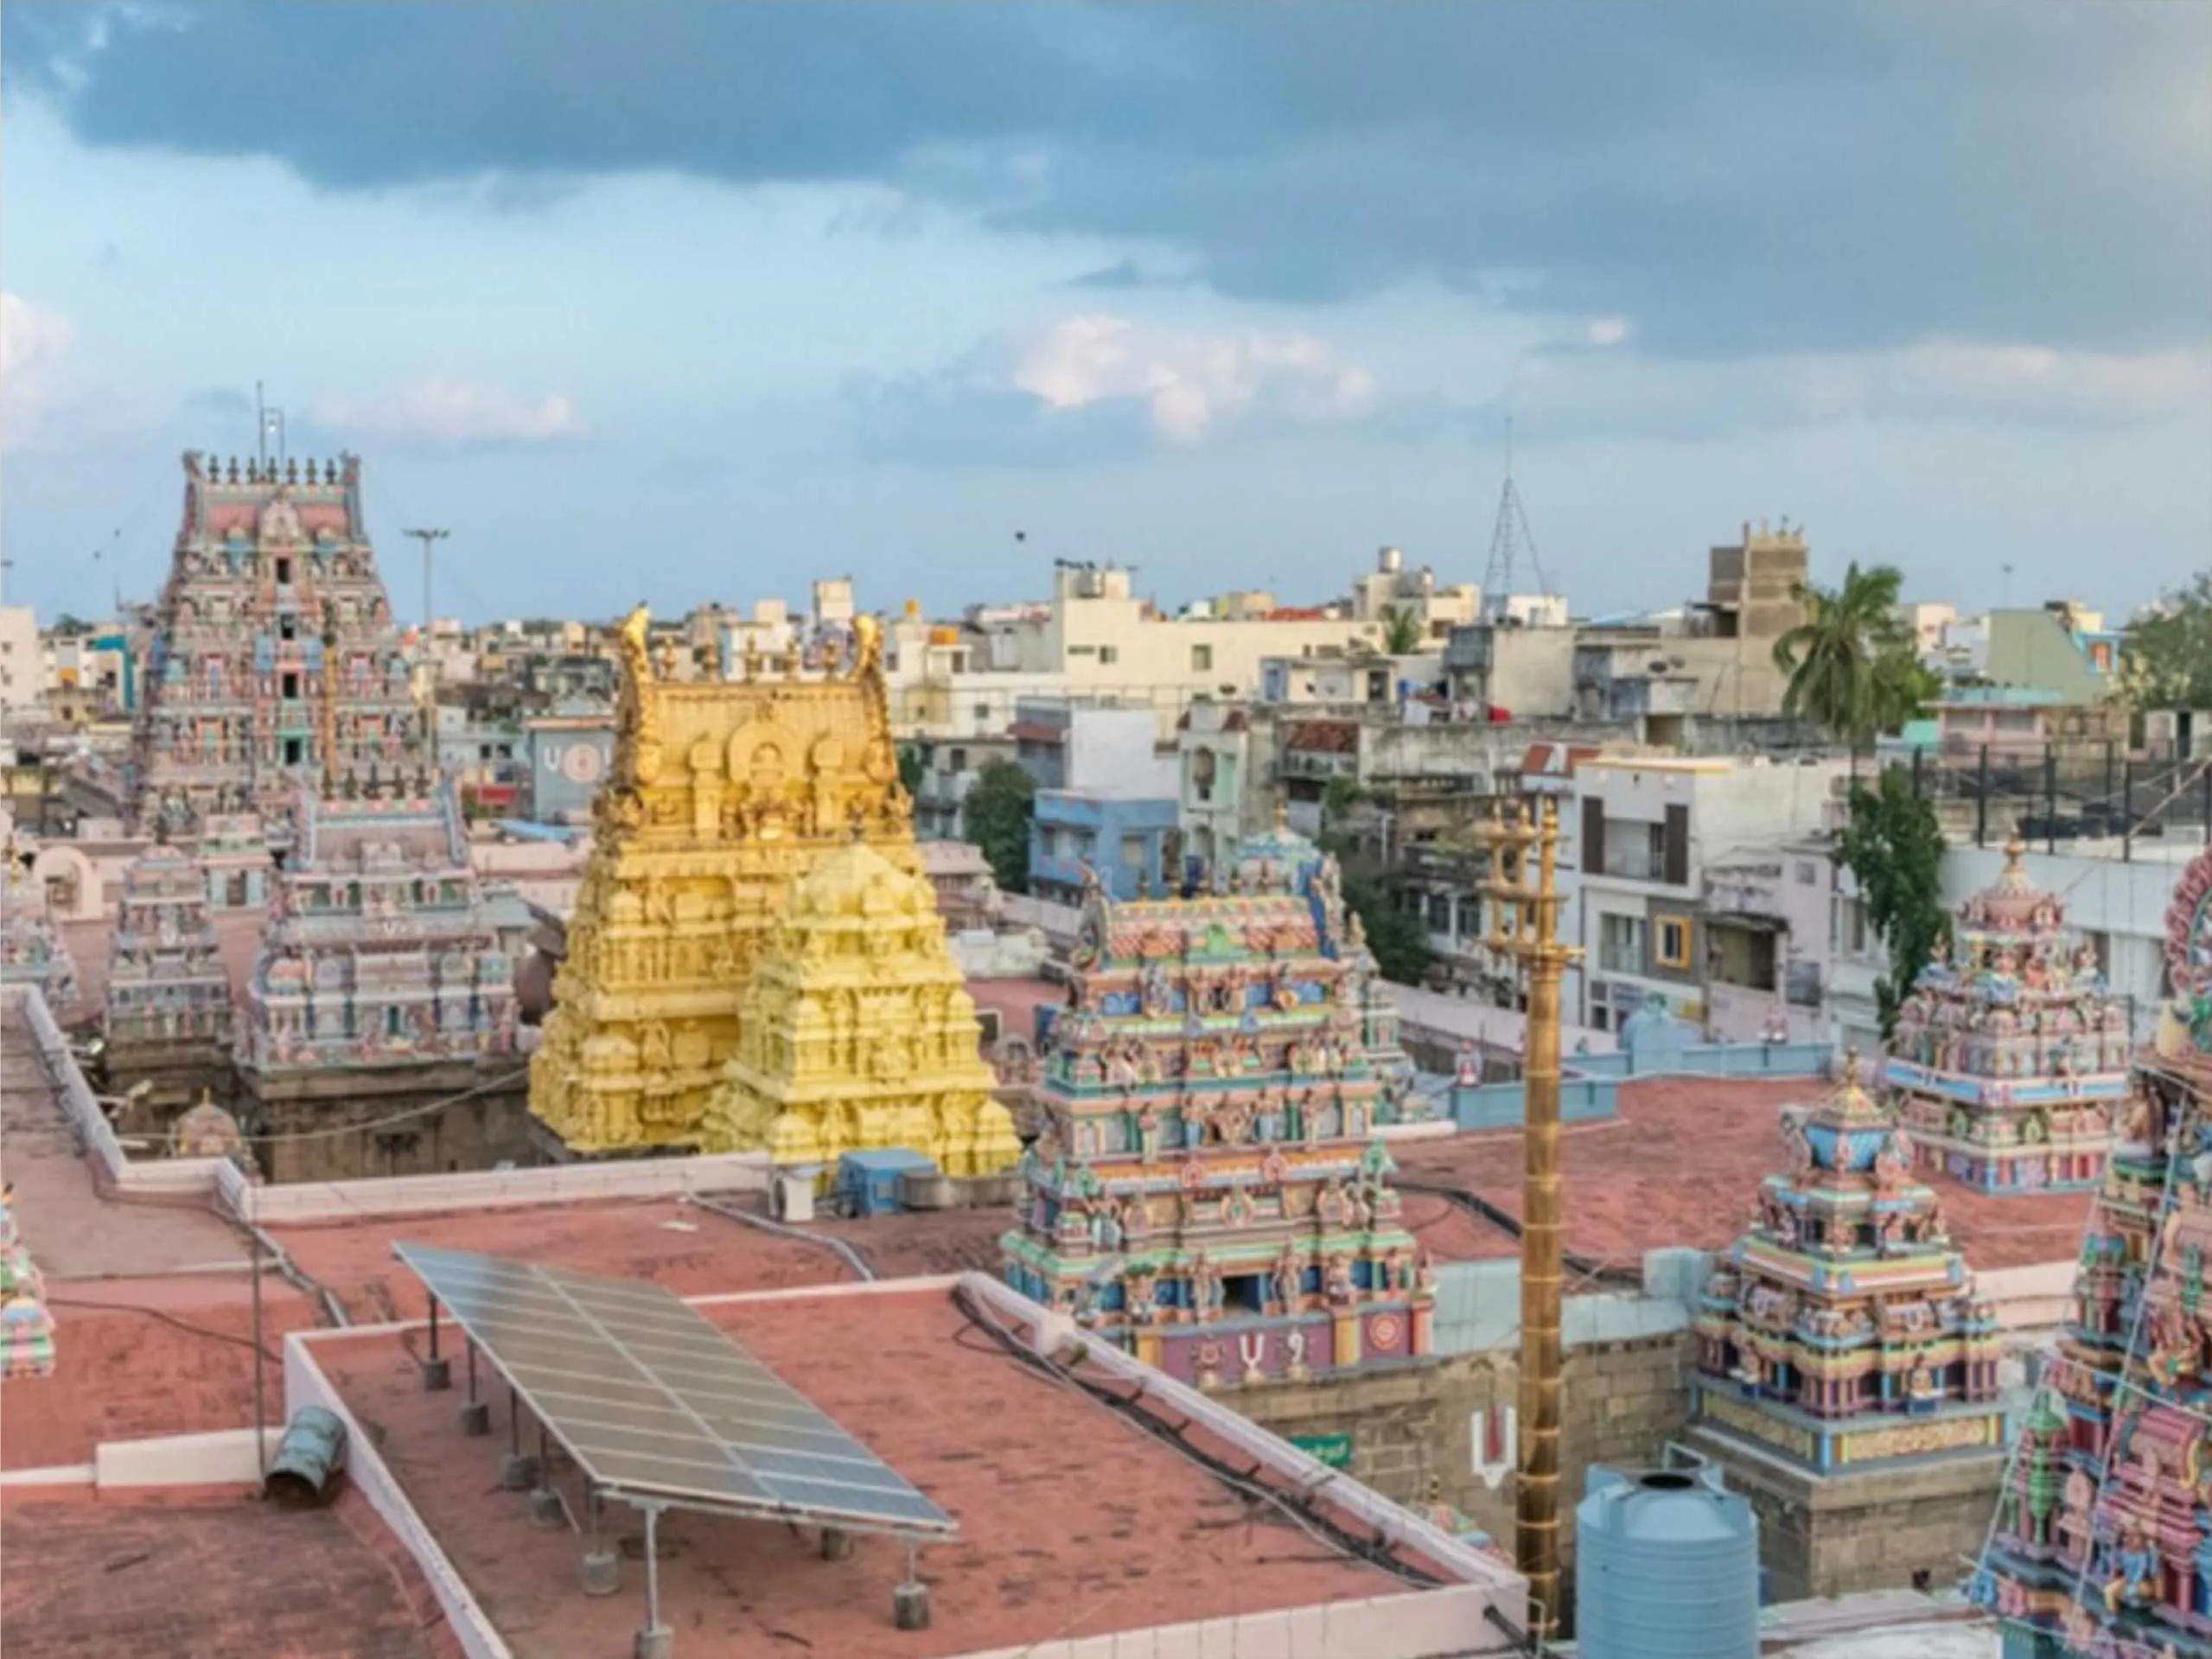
{"left": 1001, "top": 820, "right": 1435, "bottom": 1388}
{"left": 1886, "top": 836, "right": 2132, "bottom": 1195}
{"left": 0, "top": 852, "right": 81, "bottom": 1015}
{"left": 238, "top": 783, "right": 520, "bottom": 1075}
{"left": 532, "top": 609, "right": 932, "bottom": 1155}
{"left": 0, "top": 1172, "right": 55, "bottom": 1381}
{"left": 101, "top": 839, "right": 236, "bottom": 1113}
{"left": 128, "top": 452, "right": 419, "bottom": 838}
{"left": 1690, "top": 1061, "right": 2005, "bottom": 1474}
{"left": 701, "top": 839, "right": 1021, "bottom": 1175}
{"left": 1978, "top": 843, "right": 2212, "bottom": 1658}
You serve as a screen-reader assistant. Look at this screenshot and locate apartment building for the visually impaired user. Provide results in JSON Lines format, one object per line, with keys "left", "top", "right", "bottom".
{"left": 0, "top": 607, "right": 40, "bottom": 711}
{"left": 1016, "top": 699, "right": 1179, "bottom": 903}
{"left": 1563, "top": 753, "right": 1847, "bottom": 1033}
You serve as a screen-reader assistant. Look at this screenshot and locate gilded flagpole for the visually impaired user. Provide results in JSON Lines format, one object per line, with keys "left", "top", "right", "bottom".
{"left": 1476, "top": 793, "right": 1578, "bottom": 1640}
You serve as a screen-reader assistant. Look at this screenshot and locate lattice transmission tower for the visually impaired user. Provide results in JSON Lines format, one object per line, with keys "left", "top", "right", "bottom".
{"left": 1481, "top": 419, "right": 1555, "bottom": 620}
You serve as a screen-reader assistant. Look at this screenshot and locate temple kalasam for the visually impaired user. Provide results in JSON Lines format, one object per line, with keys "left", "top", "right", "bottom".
{"left": 532, "top": 607, "right": 1014, "bottom": 1171}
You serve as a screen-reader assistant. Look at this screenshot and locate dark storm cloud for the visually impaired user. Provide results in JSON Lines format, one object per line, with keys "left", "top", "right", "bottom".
{"left": 9, "top": 2, "right": 2207, "bottom": 357}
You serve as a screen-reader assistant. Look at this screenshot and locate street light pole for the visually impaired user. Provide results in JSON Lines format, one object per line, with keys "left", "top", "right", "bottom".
{"left": 403, "top": 528, "right": 449, "bottom": 756}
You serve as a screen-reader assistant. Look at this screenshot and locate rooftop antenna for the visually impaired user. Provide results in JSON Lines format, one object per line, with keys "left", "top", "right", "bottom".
{"left": 1481, "top": 416, "right": 1554, "bottom": 621}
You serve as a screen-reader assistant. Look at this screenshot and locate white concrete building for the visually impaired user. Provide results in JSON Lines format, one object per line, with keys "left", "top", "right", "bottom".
{"left": 1563, "top": 753, "right": 1849, "bottom": 1033}
{"left": 0, "top": 605, "right": 39, "bottom": 711}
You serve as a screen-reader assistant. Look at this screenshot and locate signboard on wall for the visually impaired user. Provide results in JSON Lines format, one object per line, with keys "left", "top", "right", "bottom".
{"left": 1291, "top": 1432, "right": 1354, "bottom": 1471}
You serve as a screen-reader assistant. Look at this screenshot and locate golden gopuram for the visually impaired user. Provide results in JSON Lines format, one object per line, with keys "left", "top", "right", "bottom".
{"left": 700, "top": 839, "right": 1021, "bottom": 1172}
{"left": 531, "top": 606, "right": 1017, "bottom": 1173}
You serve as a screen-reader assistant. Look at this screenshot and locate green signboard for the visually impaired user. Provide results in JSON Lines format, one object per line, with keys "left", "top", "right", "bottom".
{"left": 1291, "top": 1432, "right": 1354, "bottom": 1471}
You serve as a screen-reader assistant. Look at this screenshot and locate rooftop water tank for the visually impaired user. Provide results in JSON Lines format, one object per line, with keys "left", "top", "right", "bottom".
{"left": 1576, "top": 1458, "right": 1758, "bottom": 1659}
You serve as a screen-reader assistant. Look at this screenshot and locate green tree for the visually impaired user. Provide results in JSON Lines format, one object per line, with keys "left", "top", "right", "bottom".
{"left": 1339, "top": 867, "right": 1433, "bottom": 984}
{"left": 1380, "top": 604, "right": 1425, "bottom": 656}
{"left": 1834, "top": 765, "right": 1951, "bottom": 1039}
{"left": 962, "top": 760, "right": 1036, "bottom": 895}
{"left": 1315, "top": 775, "right": 1431, "bottom": 984}
{"left": 2123, "top": 571, "right": 2212, "bottom": 710}
{"left": 1771, "top": 563, "right": 1930, "bottom": 750}
{"left": 896, "top": 743, "right": 926, "bottom": 798}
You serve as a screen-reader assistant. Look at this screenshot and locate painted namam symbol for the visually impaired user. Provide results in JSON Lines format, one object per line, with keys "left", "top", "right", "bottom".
{"left": 1471, "top": 1406, "right": 1518, "bottom": 1490}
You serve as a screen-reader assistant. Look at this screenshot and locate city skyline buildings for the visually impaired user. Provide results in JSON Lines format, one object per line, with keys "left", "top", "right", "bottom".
{"left": 2, "top": 3, "right": 2207, "bottom": 629}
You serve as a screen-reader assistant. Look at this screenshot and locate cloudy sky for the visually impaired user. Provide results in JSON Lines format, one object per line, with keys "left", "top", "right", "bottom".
{"left": 3, "top": 2, "right": 2207, "bottom": 627}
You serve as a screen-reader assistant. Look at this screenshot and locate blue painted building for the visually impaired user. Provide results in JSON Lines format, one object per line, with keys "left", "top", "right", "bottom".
{"left": 1029, "top": 788, "right": 1180, "bottom": 903}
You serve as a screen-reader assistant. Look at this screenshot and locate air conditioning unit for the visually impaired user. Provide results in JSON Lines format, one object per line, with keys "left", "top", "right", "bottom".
{"left": 770, "top": 1168, "right": 817, "bottom": 1223}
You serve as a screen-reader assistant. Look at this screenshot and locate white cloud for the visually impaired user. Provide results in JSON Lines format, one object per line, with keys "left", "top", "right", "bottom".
{"left": 313, "top": 380, "right": 584, "bottom": 450}
{"left": 1585, "top": 316, "right": 1631, "bottom": 348}
{"left": 1009, "top": 314, "right": 1379, "bottom": 444}
{"left": 0, "top": 292, "right": 76, "bottom": 451}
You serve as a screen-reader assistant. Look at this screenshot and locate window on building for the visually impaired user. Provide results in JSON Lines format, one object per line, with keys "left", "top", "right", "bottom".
{"left": 1191, "top": 644, "right": 1214, "bottom": 673}
{"left": 1655, "top": 916, "right": 1692, "bottom": 970}
{"left": 1794, "top": 860, "right": 1818, "bottom": 886}
{"left": 280, "top": 671, "right": 300, "bottom": 699}
{"left": 1598, "top": 914, "right": 1648, "bottom": 974}
{"left": 1099, "top": 646, "right": 1119, "bottom": 667}
{"left": 279, "top": 615, "right": 297, "bottom": 641}
{"left": 274, "top": 556, "right": 293, "bottom": 585}
{"left": 1120, "top": 833, "right": 1145, "bottom": 870}
{"left": 1833, "top": 895, "right": 1868, "bottom": 956}
{"left": 974, "top": 704, "right": 993, "bottom": 724}
{"left": 948, "top": 747, "right": 967, "bottom": 771}
{"left": 282, "top": 736, "right": 304, "bottom": 766}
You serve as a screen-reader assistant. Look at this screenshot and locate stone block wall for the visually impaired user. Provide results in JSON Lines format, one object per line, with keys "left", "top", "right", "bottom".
{"left": 1685, "top": 1426, "right": 2005, "bottom": 1603}
{"left": 1227, "top": 1330, "right": 1694, "bottom": 1593}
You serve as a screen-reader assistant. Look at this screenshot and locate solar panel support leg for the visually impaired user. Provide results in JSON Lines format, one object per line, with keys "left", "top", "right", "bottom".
{"left": 820, "top": 1527, "right": 853, "bottom": 1560}
{"left": 894, "top": 1544, "right": 931, "bottom": 1630}
{"left": 421, "top": 1297, "right": 450, "bottom": 1391}
{"left": 500, "top": 1381, "right": 539, "bottom": 1490}
{"left": 635, "top": 1505, "right": 673, "bottom": 1659}
{"left": 582, "top": 1486, "right": 621, "bottom": 1597}
{"left": 460, "top": 1344, "right": 488, "bottom": 1435}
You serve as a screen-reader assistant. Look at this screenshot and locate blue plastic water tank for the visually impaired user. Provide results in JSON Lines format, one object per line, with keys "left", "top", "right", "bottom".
{"left": 1576, "top": 1459, "right": 1759, "bottom": 1659}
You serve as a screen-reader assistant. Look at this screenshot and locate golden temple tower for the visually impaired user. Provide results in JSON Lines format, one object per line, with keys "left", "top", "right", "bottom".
{"left": 531, "top": 608, "right": 930, "bottom": 1153}
{"left": 700, "top": 839, "right": 1020, "bottom": 1174}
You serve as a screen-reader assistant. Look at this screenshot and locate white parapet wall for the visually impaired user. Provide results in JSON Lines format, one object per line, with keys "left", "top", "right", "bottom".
{"left": 93, "top": 1426, "right": 284, "bottom": 1490}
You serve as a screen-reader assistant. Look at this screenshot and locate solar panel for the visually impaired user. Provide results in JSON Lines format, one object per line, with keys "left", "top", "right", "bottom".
{"left": 392, "top": 1242, "right": 955, "bottom": 1536}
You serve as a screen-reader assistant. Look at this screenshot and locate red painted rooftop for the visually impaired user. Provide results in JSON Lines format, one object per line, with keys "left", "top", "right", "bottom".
{"left": 309, "top": 1283, "right": 1438, "bottom": 1659}
{"left": 0, "top": 1487, "right": 462, "bottom": 1659}
{"left": 1393, "top": 1075, "right": 2095, "bottom": 1276}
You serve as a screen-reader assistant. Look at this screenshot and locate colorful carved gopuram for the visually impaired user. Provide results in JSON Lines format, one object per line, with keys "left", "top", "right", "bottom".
{"left": 128, "top": 451, "right": 419, "bottom": 839}
{"left": 236, "top": 782, "right": 522, "bottom": 1180}
{"left": 700, "top": 838, "right": 1021, "bottom": 1174}
{"left": 0, "top": 1171, "right": 55, "bottom": 1380}
{"left": 1886, "top": 836, "right": 2131, "bottom": 1195}
{"left": 1978, "top": 844, "right": 2212, "bottom": 1659}
{"left": 1689, "top": 1059, "right": 2005, "bottom": 1473}
{"left": 100, "top": 839, "right": 236, "bottom": 1121}
{"left": 0, "top": 851, "right": 81, "bottom": 1015}
{"left": 532, "top": 608, "right": 932, "bottom": 1155}
{"left": 1001, "top": 819, "right": 1436, "bottom": 1388}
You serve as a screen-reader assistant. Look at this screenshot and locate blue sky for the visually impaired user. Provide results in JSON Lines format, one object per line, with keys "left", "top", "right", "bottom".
{"left": 3, "top": 2, "right": 2207, "bottom": 628}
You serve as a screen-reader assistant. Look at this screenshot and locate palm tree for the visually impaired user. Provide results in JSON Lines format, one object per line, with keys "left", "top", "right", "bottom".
{"left": 1770, "top": 562, "right": 1926, "bottom": 751}
{"left": 1380, "top": 605, "right": 1425, "bottom": 655}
